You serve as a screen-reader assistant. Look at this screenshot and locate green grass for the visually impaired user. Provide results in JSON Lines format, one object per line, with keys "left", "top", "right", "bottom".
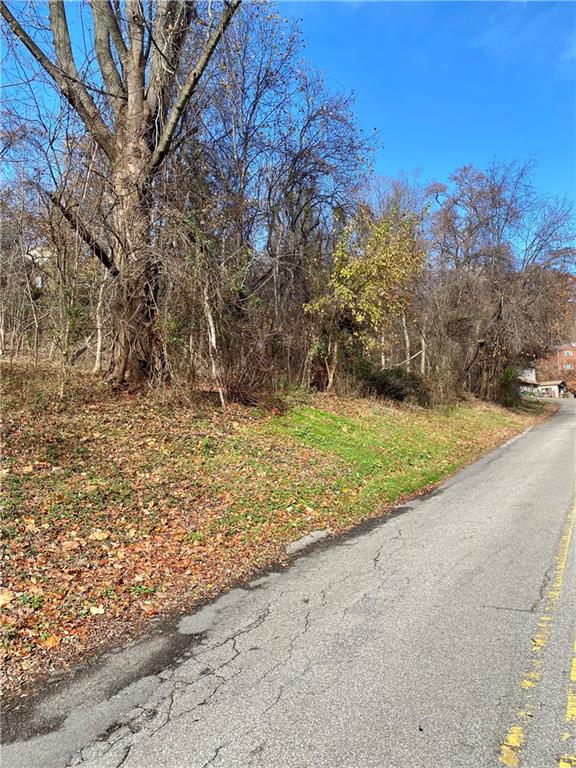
{"left": 199, "top": 398, "right": 547, "bottom": 534}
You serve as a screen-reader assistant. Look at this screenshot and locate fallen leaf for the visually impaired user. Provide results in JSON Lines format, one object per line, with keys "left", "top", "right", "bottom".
{"left": 40, "top": 634, "right": 60, "bottom": 649}
{"left": 88, "top": 529, "right": 109, "bottom": 541}
{"left": 21, "top": 465, "right": 34, "bottom": 474}
{"left": 62, "top": 540, "right": 81, "bottom": 550}
{"left": 89, "top": 605, "right": 105, "bottom": 615}
{"left": 0, "top": 589, "right": 15, "bottom": 607}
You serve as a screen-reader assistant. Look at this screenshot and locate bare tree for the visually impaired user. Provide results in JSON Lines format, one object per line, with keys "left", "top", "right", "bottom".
{"left": 146, "top": 8, "right": 369, "bottom": 400}
{"left": 1, "top": 0, "right": 241, "bottom": 383}
{"left": 417, "top": 161, "right": 575, "bottom": 401}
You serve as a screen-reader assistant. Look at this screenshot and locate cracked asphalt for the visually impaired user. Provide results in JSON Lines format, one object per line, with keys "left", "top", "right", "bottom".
{"left": 4, "top": 402, "right": 576, "bottom": 768}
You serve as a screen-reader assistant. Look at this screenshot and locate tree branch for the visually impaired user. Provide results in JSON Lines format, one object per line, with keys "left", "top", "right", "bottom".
{"left": 95, "top": 0, "right": 128, "bottom": 63}
{"left": 146, "top": 0, "right": 194, "bottom": 115}
{"left": 90, "top": 0, "right": 126, "bottom": 111}
{"left": 48, "top": 192, "right": 120, "bottom": 277}
{"left": 50, "top": 1, "right": 117, "bottom": 155}
{"left": 1, "top": 1, "right": 115, "bottom": 158}
{"left": 150, "top": 0, "right": 241, "bottom": 171}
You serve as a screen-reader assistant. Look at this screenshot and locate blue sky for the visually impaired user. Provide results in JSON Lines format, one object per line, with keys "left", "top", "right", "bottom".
{"left": 279, "top": 1, "right": 576, "bottom": 202}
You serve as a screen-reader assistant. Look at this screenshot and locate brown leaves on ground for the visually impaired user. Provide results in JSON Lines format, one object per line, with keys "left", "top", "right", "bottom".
{"left": 0, "top": 364, "right": 341, "bottom": 698}
{"left": 0, "top": 362, "right": 550, "bottom": 701}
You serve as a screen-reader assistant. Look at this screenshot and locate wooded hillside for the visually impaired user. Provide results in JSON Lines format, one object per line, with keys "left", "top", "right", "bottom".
{"left": 1, "top": 1, "right": 574, "bottom": 403}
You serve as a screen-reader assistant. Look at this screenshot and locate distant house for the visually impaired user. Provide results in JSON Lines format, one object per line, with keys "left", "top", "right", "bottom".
{"left": 518, "top": 368, "right": 539, "bottom": 395}
{"left": 536, "top": 341, "right": 576, "bottom": 393}
{"left": 536, "top": 380, "right": 568, "bottom": 398}
{"left": 519, "top": 367, "right": 537, "bottom": 383}
{"left": 517, "top": 367, "right": 568, "bottom": 398}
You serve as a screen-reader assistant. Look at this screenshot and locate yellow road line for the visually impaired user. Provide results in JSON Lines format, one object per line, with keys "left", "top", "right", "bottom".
{"left": 568, "top": 687, "right": 576, "bottom": 724}
{"left": 497, "top": 500, "right": 575, "bottom": 768}
{"left": 560, "top": 639, "right": 576, "bottom": 767}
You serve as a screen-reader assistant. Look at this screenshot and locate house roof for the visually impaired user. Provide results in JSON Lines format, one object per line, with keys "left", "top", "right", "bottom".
{"left": 538, "top": 380, "right": 567, "bottom": 387}
{"left": 549, "top": 341, "right": 576, "bottom": 350}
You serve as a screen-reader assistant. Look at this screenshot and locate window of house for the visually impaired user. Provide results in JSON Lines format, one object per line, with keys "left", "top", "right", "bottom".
{"left": 566, "top": 363, "right": 574, "bottom": 370}
{"left": 565, "top": 350, "right": 574, "bottom": 356}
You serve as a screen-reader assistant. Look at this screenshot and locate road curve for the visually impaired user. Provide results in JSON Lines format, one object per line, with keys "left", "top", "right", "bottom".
{"left": 4, "top": 402, "right": 576, "bottom": 768}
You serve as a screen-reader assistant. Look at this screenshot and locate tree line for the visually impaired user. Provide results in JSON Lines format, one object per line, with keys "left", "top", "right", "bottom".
{"left": 1, "top": 1, "right": 574, "bottom": 404}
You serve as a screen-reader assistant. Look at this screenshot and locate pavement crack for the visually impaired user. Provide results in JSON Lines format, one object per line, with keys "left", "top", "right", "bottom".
{"left": 108, "top": 604, "right": 277, "bottom": 746}
{"left": 372, "top": 524, "right": 405, "bottom": 573}
{"left": 115, "top": 746, "right": 132, "bottom": 768}
{"left": 262, "top": 683, "right": 285, "bottom": 718}
{"left": 530, "top": 563, "right": 555, "bottom": 612}
{"left": 147, "top": 682, "right": 182, "bottom": 735}
{"left": 201, "top": 606, "right": 272, "bottom": 660}
{"left": 201, "top": 741, "right": 230, "bottom": 767}
{"left": 481, "top": 604, "right": 534, "bottom": 614}
{"left": 372, "top": 542, "right": 385, "bottom": 571}
{"left": 290, "top": 605, "right": 312, "bottom": 652}
{"left": 391, "top": 522, "right": 406, "bottom": 546}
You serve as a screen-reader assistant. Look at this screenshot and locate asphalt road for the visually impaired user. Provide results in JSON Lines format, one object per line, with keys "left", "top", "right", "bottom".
{"left": 4, "top": 402, "right": 576, "bottom": 768}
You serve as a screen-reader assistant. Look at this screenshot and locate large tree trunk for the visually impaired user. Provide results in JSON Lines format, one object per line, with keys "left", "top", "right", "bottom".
{"left": 109, "top": 136, "right": 166, "bottom": 385}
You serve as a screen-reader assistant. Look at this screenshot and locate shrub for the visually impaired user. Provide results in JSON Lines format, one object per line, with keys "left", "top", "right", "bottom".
{"left": 358, "top": 364, "right": 431, "bottom": 407}
{"left": 499, "top": 366, "right": 521, "bottom": 407}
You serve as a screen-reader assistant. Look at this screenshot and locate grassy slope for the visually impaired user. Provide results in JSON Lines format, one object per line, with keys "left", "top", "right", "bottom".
{"left": 0, "top": 363, "right": 550, "bottom": 696}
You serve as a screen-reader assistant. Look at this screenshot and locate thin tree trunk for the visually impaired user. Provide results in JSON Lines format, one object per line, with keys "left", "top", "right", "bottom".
{"left": 325, "top": 336, "right": 339, "bottom": 393}
{"left": 70, "top": 333, "right": 95, "bottom": 364}
{"left": 402, "top": 312, "right": 411, "bottom": 372}
{"left": 0, "top": 304, "right": 5, "bottom": 356}
{"left": 301, "top": 339, "right": 315, "bottom": 389}
{"left": 420, "top": 332, "right": 426, "bottom": 375}
{"left": 203, "top": 282, "right": 225, "bottom": 407}
{"left": 93, "top": 275, "right": 106, "bottom": 374}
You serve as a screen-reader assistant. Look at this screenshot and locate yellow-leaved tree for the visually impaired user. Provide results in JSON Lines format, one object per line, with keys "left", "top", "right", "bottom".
{"left": 307, "top": 206, "right": 425, "bottom": 390}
